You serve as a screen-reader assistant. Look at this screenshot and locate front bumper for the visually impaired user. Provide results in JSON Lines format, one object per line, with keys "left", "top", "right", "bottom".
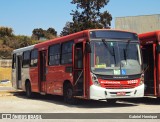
{"left": 90, "top": 84, "right": 144, "bottom": 100}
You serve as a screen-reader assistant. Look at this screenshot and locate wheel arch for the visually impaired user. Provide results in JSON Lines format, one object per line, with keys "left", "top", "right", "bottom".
{"left": 63, "top": 80, "right": 72, "bottom": 93}
{"left": 25, "top": 79, "right": 31, "bottom": 91}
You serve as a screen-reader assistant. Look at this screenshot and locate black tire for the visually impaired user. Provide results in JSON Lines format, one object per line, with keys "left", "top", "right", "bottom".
{"left": 107, "top": 99, "right": 117, "bottom": 104}
{"left": 64, "top": 83, "right": 77, "bottom": 104}
{"left": 157, "top": 97, "right": 160, "bottom": 101}
{"left": 25, "top": 81, "right": 33, "bottom": 98}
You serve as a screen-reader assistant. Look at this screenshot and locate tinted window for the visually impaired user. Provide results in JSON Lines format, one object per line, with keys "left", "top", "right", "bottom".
{"left": 61, "top": 41, "right": 74, "bottom": 64}
{"left": 22, "top": 51, "right": 30, "bottom": 68}
{"left": 12, "top": 54, "right": 16, "bottom": 69}
{"left": 90, "top": 31, "right": 138, "bottom": 40}
{"left": 49, "top": 44, "right": 60, "bottom": 65}
{"left": 30, "top": 49, "right": 38, "bottom": 67}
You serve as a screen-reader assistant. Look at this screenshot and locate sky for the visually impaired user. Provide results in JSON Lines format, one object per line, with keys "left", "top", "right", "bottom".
{"left": 0, "top": 0, "right": 160, "bottom": 36}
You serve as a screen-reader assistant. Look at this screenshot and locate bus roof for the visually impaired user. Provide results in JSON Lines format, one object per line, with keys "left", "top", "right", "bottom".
{"left": 139, "top": 30, "right": 160, "bottom": 45}
{"left": 12, "top": 29, "right": 138, "bottom": 53}
{"left": 34, "top": 29, "right": 89, "bottom": 49}
{"left": 13, "top": 45, "right": 35, "bottom": 54}
{"left": 34, "top": 29, "right": 137, "bottom": 49}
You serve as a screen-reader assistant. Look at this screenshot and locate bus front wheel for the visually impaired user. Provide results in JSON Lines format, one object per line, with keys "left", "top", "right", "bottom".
{"left": 25, "top": 81, "right": 33, "bottom": 98}
{"left": 64, "top": 83, "right": 77, "bottom": 104}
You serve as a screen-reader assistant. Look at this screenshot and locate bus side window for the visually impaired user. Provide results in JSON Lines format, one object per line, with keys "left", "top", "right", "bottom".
{"left": 75, "top": 48, "right": 83, "bottom": 69}
{"left": 30, "top": 49, "right": 38, "bottom": 67}
{"left": 22, "top": 51, "right": 30, "bottom": 68}
{"left": 12, "top": 54, "right": 16, "bottom": 69}
{"left": 49, "top": 44, "right": 60, "bottom": 65}
{"left": 61, "top": 41, "right": 74, "bottom": 64}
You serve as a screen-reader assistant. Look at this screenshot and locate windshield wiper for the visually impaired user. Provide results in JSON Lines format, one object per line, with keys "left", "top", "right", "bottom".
{"left": 102, "top": 39, "right": 114, "bottom": 56}
{"left": 123, "top": 49, "right": 127, "bottom": 61}
{"left": 123, "top": 40, "right": 131, "bottom": 62}
{"left": 125, "top": 40, "right": 131, "bottom": 57}
{"left": 102, "top": 39, "right": 116, "bottom": 64}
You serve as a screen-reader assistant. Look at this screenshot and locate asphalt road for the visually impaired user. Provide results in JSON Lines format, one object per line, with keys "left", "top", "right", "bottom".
{"left": 0, "top": 87, "right": 160, "bottom": 122}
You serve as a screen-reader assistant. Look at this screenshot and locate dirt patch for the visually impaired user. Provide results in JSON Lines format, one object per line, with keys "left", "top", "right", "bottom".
{"left": 0, "top": 67, "right": 11, "bottom": 81}
{"left": 0, "top": 82, "right": 12, "bottom": 87}
{"left": 0, "top": 91, "right": 13, "bottom": 96}
{"left": 0, "top": 90, "right": 24, "bottom": 97}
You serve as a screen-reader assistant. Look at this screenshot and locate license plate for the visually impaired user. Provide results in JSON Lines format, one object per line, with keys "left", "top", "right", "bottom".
{"left": 117, "top": 92, "right": 126, "bottom": 96}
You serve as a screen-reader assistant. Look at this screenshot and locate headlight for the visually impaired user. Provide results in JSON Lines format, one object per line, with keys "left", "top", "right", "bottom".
{"left": 140, "top": 73, "right": 144, "bottom": 85}
{"left": 91, "top": 73, "right": 101, "bottom": 87}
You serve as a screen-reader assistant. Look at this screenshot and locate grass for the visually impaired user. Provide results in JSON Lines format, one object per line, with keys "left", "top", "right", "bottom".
{"left": 0, "top": 67, "right": 11, "bottom": 80}
{"left": 0, "top": 67, "right": 12, "bottom": 86}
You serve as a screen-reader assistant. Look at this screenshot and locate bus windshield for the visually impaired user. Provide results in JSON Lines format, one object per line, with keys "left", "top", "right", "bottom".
{"left": 90, "top": 39, "right": 142, "bottom": 76}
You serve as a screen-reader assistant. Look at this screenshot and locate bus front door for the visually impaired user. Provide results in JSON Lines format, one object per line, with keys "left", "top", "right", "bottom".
{"left": 39, "top": 51, "right": 47, "bottom": 93}
{"left": 73, "top": 42, "right": 84, "bottom": 96}
{"left": 142, "top": 44, "right": 156, "bottom": 95}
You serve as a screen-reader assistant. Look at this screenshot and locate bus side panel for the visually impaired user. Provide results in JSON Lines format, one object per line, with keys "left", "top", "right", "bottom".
{"left": 12, "top": 68, "right": 17, "bottom": 89}
{"left": 46, "top": 66, "right": 62, "bottom": 95}
{"left": 21, "top": 68, "right": 31, "bottom": 91}
{"left": 30, "top": 67, "right": 39, "bottom": 92}
{"left": 46, "top": 65, "right": 73, "bottom": 95}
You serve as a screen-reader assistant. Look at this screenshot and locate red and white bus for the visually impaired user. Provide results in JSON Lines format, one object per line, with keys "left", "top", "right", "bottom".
{"left": 12, "top": 29, "right": 144, "bottom": 104}
{"left": 139, "top": 30, "right": 160, "bottom": 98}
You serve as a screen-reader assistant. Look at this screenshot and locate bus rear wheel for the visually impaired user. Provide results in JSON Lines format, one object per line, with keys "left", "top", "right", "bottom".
{"left": 64, "top": 83, "right": 77, "bottom": 104}
{"left": 25, "top": 81, "right": 33, "bottom": 98}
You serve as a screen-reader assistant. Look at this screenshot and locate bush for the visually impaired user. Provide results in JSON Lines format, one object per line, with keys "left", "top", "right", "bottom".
{"left": 0, "top": 47, "right": 13, "bottom": 59}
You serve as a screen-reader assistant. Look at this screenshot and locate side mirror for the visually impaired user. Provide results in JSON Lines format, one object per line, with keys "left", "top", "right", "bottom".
{"left": 85, "top": 42, "right": 91, "bottom": 53}
{"left": 157, "top": 45, "right": 160, "bottom": 53}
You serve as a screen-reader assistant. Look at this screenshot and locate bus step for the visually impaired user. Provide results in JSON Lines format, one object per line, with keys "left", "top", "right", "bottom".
{"left": 75, "top": 89, "right": 83, "bottom": 92}
{"left": 75, "top": 89, "right": 83, "bottom": 96}
{"left": 74, "top": 96, "right": 85, "bottom": 99}
{"left": 40, "top": 92, "right": 46, "bottom": 95}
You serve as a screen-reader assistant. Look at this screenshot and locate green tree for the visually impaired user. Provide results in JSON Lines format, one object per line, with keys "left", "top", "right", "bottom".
{"left": 32, "top": 28, "right": 57, "bottom": 40}
{"left": 0, "top": 26, "right": 39, "bottom": 58}
{"left": 60, "top": 22, "right": 74, "bottom": 36}
{"left": 32, "top": 28, "right": 44, "bottom": 40}
{"left": 61, "top": 0, "right": 112, "bottom": 36}
{"left": 17, "top": 36, "right": 32, "bottom": 47}
{"left": 47, "top": 28, "right": 57, "bottom": 36}
{"left": 0, "top": 27, "right": 13, "bottom": 37}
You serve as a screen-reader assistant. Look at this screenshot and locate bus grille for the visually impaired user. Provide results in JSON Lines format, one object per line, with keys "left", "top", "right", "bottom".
{"left": 103, "top": 83, "right": 137, "bottom": 89}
